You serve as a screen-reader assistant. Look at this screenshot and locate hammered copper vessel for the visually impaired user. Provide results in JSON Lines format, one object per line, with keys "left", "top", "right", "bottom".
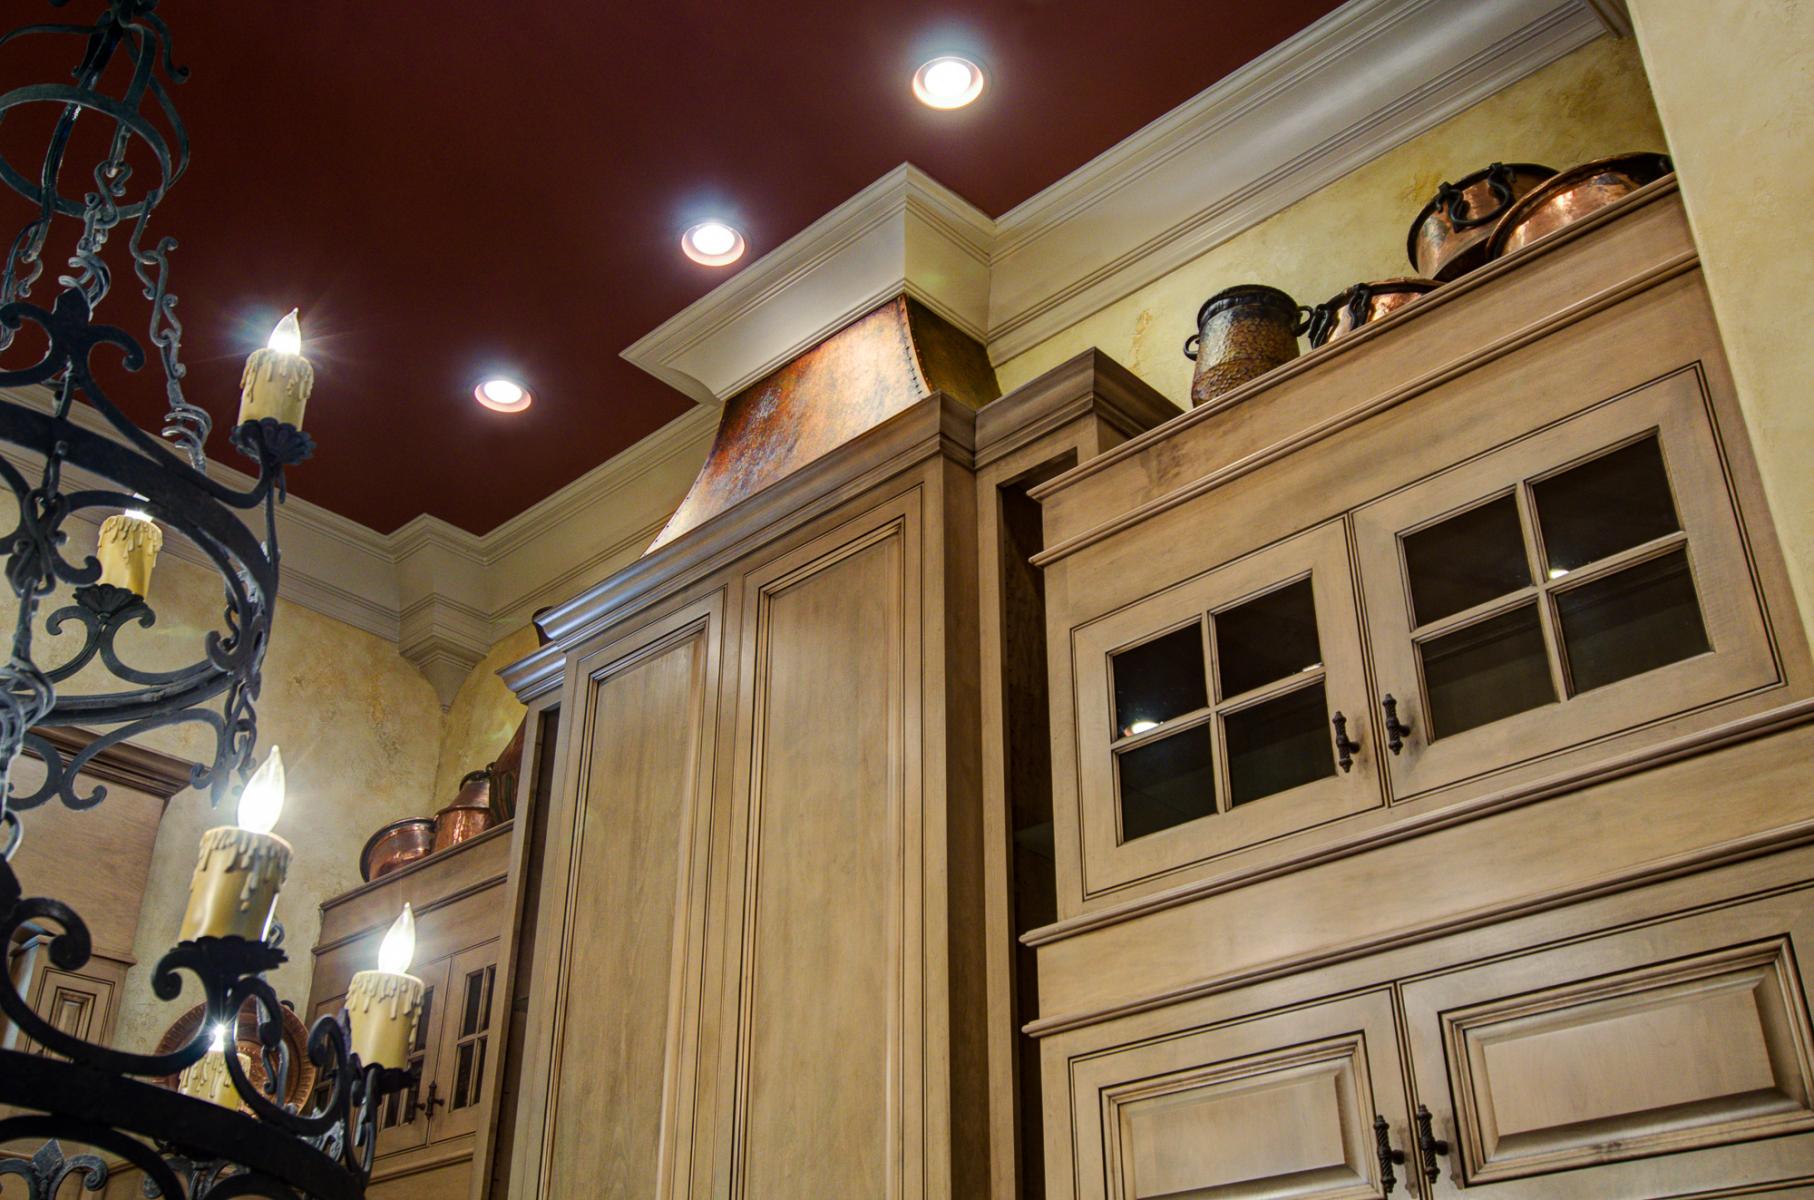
{"left": 1184, "top": 285, "right": 1310, "bottom": 406}
{"left": 1407, "top": 162, "right": 1555, "bottom": 281}
{"left": 360, "top": 816, "right": 435, "bottom": 881}
{"left": 1307, "top": 277, "right": 1441, "bottom": 348}
{"left": 432, "top": 770, "right": 496, "bottom": 852}
{"left": 1486, "top": 152, "right": 1673, "bottom": 260}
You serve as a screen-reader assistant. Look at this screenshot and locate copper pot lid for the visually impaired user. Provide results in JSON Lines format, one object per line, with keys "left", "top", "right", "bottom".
{"left": 1484, "top": 152, "right": 1674, "bottom": 258}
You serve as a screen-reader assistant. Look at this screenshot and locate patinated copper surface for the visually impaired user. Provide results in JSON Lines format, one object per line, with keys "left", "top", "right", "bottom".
{"left": 360, "top": 816, "right": 435, "bottom": 881}
{"left": 1486, "top": 153, "right": 1673, "bottom": 260}
{"left": 1307, "top": 276, "right": 1440, "bottom": 348}
{"left": 433, "top": 771, "right": 496, "bottom": 851}
{"left": 650, "top": 295, "right": 998, "bottom": 550}
{"left": 1407, "top": 162, "right": 1555, "bottom": 281}
{"left": 1184, "top": 285, "right": 1309, "bottom": 406}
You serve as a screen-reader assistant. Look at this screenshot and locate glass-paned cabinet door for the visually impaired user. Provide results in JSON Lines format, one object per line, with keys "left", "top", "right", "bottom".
{"left": 374, "top": 957, "right": 448, "bottom": 1157}
{"left": 1072, "top": 520, "right": 1380, "bottom": 898}
{"left": 428, "top": 940, "right": 499, "bottom": 1142}
{"left": 1353, "top": 369, "right": 1778, "bottom": 800}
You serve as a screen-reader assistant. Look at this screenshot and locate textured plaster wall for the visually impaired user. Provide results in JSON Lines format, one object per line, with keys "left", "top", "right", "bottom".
{"left": 1626, "top": 0, "right": 1814, "bottom": 637}
{"left": 0, "top": 520, "right": 443, "bottom": 1053}
{"left": 430, "top": 623, "right": 540, "bottom": 806}
{"left": 995, "top": 36, "right": 1669, "bottom": 402}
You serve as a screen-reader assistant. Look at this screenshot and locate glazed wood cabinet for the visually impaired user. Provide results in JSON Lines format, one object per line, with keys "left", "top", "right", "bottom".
{"left": 1028, "top": 179, "right": 1814, "bottom": 1198}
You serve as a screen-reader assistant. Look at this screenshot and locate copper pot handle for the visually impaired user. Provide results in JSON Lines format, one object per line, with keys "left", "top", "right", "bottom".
{"left": 1441, "top": 161, "right": 1515, "bottom": 229}
{"left": 1292, "top": 305, "right": 1312, "bottom": 337}
{"left": 1183, "top": 332, "right": 1200, "bottom": 361}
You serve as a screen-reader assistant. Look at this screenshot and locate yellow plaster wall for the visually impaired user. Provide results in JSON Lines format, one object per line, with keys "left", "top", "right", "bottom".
{"left": 1625, "top": 0, "right": 1814, "bottom": 637}
{"left": 430, "top": 623, "right": 540, "bottom": 806}
{"left": 995, "top": 36, "right": 1669, "bottom": 402}
{"left": 0, "top": 533, "right": 443, "bottom": 1053}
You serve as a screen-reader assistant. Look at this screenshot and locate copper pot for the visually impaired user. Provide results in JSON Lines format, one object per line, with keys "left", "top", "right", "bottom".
{"left": 360, "top": 817, "right": 436, "bottom": 881}
{"left": 1407, "top": 162, "right": 1555, "bottom": 281}
{"left": 432, "top": 770, "right": 495, "bottom": 852}
{"left": 1486, "top": 152, "right": 1673, "bottom": 260}
{"left": 1307, "top": 277, "right": 1440, "bottom": 348}
{"left": 1183, "top": 285, "right": 1310, "bottom": 407}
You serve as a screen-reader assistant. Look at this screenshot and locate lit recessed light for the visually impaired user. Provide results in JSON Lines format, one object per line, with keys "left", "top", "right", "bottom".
{"left": 682, "top": 220, "right": 746, "bottom": 267}
{"left": 474, "top": 377, "right": 532, "bottom": 413}
{"left": 913, "top": 55, "right": 984, "bottom": 109}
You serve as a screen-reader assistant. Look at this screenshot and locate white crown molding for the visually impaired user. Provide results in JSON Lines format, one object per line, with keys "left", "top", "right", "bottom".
{"left": 620, "top": 163, "right": 996, "bottom": 406}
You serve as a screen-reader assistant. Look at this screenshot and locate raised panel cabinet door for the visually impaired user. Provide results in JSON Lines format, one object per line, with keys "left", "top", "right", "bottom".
{"left": 1402, "top": 886, "right": 1814, "bottom": 1197}
{"left": 1066, "top": 990, "right": 1414, "bottom": 1200}
{"left": 1353, "top": 367, "right": 1779, "bottom": 801}
{"left": 375, "top": 957, "right": 449, "bottom": 1159}
{"left": 724, "top": 513, "right": 916, "bottom": 1198}
{"left": 426, "top": 939, "right": 498, "bottom": 1144}
{"left": 1069, "top": 519, "right": 1382, "bottom": 902}
{"left": 540, "top": 597, "right": 724, "bottom": 1200}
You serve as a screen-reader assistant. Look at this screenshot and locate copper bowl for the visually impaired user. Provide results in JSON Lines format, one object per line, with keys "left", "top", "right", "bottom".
{"left": 1407, "top": 162, "right": 1555, "bottom": 281}
{"left": 361, "top": 816, "right": 436, "bottom": 881}
{"left": 155, "top": 998, "right": 317, "bottom": 1108}
{"left": 1307, "top": 277, "right": 1440, "bottom": 348}
{"left": 1485, "top": 152, "right": 1673, "bottom": 260}
{"left": 432, "top": 770, "right": 495, "bottom": 852}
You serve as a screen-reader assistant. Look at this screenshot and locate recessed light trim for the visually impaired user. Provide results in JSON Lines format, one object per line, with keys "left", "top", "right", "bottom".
{"left": 474, "top": 377, "right": 532, "bottom": 413}
{"left": 682, "top": 220, "right": 746, "bottom": 267}
{"left": 913, "top": 55, "right": 984, "bottom": 109}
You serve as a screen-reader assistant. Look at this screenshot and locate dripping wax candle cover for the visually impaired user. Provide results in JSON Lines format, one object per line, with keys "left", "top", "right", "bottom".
{"left": 345, "top": 904, "right": 425, "bottom": 1070}
{"left": 95, "top": 508, "right": 162, "bottom": 597}
{"left": 238, "top": 309, "right": 315, "bottom": 429}
{"left": 177, "top": 1025, "right": 251, "bottom": 1110}
{"left": 179, "top": 748, "right": 292, "bottom": 942}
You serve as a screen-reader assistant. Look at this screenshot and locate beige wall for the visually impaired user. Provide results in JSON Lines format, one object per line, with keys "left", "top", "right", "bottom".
{"left": 995, "top": 35, "right": 1669, "bottom": 402}
{"left": 430, "top": 623, "right": 540, "bottom": 806}
{"left": 1625, "top": 0, "right": 1814, "bottom": 637}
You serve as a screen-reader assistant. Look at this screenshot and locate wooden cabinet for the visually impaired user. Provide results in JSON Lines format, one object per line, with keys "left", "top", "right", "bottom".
{"left": 1026, "top": 181, "right": 1814, "bottom": 1199}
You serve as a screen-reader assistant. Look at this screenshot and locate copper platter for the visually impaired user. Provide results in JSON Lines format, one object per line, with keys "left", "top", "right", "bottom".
{"left": 1407, "top": 162, "right": 1555, "bottom": 281}
{"left": 360, "top": 816, "right": 436, "bottom": 881}
{"left": 154, "top": 998, "right": 317, "bottom": 1108}
{"left": 1486, "top": 152, "right": 1673, "bottom": 260}
{"left": 1306, "top": 277, "right": 1440, "bottom": 348}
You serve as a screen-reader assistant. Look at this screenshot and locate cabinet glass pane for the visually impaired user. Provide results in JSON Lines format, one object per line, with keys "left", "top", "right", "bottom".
{"left": 1112, "top": 625, "right": 1207, "bottom": 737}
{"left": 1214, "top": 579, "right": 1322, "bottom": 699}
{"left": 1557, "top": 548, "right": 1710, "bottom": 694}
{"left": 1402, "top": 495, "right": 1530, "bottom": 626}
{"left": 1420, "top": 605, "right": 1556, "bottom": 738}
{"left": 1535, "top": 437, "right": 1680, "bottom": 574}
{"left": 1117, "top": 726, "right": 1214, "bottom": 841}
{"left": 1224, "top": 681, "right": 1335, "bottom": 807}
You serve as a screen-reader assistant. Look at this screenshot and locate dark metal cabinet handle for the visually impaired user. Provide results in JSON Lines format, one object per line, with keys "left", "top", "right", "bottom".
{"left": 1415, "top": 1104, "right": 1450, "bottom": 1184}
{"left": 421, "top": 1080, "right": 445, "bottom": 1119}
{"left": 1331, "top": 711, "right": 1361, "bottom": 772}
{"left": 1382, "top": 694, "right": 1413, "bottom": 755}
{"left": 1373, "top": 1115, "right": 1405, "bottom": 1194}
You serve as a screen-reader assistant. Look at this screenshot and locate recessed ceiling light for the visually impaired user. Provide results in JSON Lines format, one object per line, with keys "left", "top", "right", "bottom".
{"left": 913, "top": 55, "right": 984, "bottom": 109}
{"left": 682, "top": 220, "right": 746, "bottom": 267}
{"left": 474, "top": 377, "right": 532, "bottom": 413}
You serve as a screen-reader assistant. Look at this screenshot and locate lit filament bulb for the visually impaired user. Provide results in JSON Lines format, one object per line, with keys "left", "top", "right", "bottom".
{"left": 237, "top": 747, "right": 285, "bottom": 834}
{"left": 267, "top": 309, "right": 302, "bottom": 356}
{"left": 377, "top": 904, "right": 416, "bottom": 975}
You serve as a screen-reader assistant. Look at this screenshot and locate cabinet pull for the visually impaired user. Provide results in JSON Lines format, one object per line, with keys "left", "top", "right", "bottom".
{"left": 1381, "top": 694, "right": 1413, "bottom": 755}
{"left": 1415, "top": 1104, "right": 1450, "bottom": 1184}
{"left": 421, "top": 1079, "right": 445, "bottom": 1119}
{"left": 1373, "top": 1115, "right": 1405, "bottom": 1194}
{"left": 1331, "top": 711, "right": 1361, "bottom": 772}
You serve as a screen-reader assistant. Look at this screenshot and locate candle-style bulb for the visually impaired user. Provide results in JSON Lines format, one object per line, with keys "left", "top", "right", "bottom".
{"left": 211, "top": 1023, "right": 229, "bottom": 1052}
{"left": 377, "top": 904, "right": 415, "bottom": 974}
{"left": 236, "top": 747, "right": 285, "bottom": 834}
{"left": 267, "top": 309, "right": 302, "bottom": 356}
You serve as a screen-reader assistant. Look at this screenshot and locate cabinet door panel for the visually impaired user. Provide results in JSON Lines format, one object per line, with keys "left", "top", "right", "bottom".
{"left": 1354, "top": 368, "right": 1778, "bottom": 799}
{"left": 375, "top": 958, "right": 447, "bottom": 1158}
{"left": 1069, "top": 991, "right": 1410, "bottom": 1200}
{"left": 1403, "top": 888, "right": 1814, "bottom": 1197}
{"left": 1071, "top": 520, "right": 1382, "bottom": 900}
{"left": 428, "top": 939, "right": 499, "bottom": 1143}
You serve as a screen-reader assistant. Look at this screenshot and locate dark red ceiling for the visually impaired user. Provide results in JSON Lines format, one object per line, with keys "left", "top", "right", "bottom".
{"left": 1, "top": 0, "right": 1338, "bottom": 533}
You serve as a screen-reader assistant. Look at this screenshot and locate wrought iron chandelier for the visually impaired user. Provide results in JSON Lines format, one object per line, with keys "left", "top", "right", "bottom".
{"left": 0, "top": 3, "right": 409, "bottom": 1196}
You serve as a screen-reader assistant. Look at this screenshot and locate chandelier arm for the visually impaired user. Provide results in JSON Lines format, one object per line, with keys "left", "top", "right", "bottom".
{"left": 0, "top": 1116, "right": 184, "bottom": 1200}
{"left": 220, "top": 980, "right": 356, "bottom": 1140}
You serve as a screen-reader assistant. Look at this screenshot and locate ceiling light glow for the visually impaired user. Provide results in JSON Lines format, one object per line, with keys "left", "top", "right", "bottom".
{"left": 475, "top": 377, "right": 532, "bottom": 413}
{"left": 913, "top": 55, "right": 984, "bottom": 109}
{"left": 681, "top": 220, "right": 746, "bottom": 266}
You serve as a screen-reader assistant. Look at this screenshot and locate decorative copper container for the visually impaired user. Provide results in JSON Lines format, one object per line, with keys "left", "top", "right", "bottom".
{"left": 1307, "top": 277, "right": 1441, "bottom": 348}
{"left": 1486, "top": 152, "right": 1673, "bottom": 260}
{"left": 432, "top": 770, "right": 495, "bottom": 852}
{"left": 360, "top": 816, "right": 435, "bottom": 881}
{"left": 487, "top": 718, "right": 527, "bottom": 823}
{"left": 1407, "top": 162, "right": 1555, "bottom": 281}
{"left": 156, "top": 998, "right": 318, "bottom": 1108}
{"left": 1183, "top": 285, "right": 1310, "bottom": 407}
